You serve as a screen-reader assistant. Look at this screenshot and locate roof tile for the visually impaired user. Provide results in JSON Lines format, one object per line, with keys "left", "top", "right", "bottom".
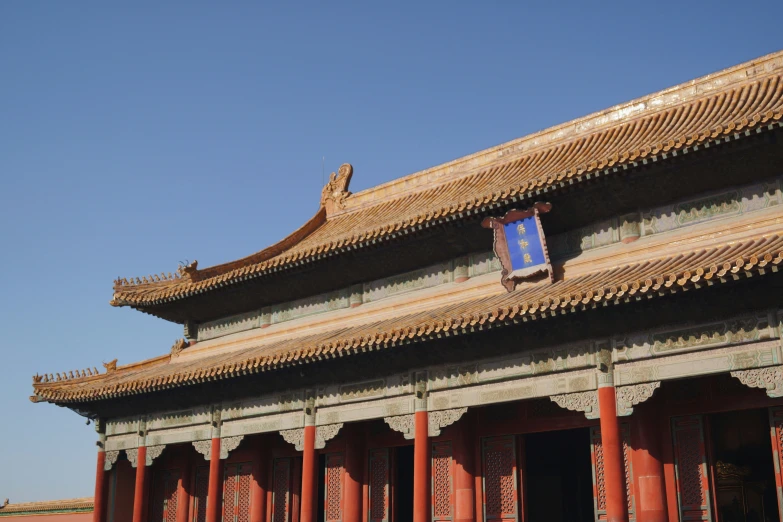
{"left": 112, "top": 53, "right": 783, "bottom": 309}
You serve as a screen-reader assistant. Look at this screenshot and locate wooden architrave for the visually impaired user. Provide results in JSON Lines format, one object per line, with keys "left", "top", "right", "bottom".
{"left": 481, "top": 202, "right": 553, "bottom": 292}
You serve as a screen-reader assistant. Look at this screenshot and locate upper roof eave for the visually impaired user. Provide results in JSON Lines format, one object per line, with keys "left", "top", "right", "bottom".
{"left": 110, "top": 50, "right": 783, "bottom": 310}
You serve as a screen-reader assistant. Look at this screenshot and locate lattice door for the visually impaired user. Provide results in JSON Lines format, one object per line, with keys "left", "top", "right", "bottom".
{"left": 368, "top": 448, "right": 390, "bottom": 522}
{"left": 191, "top": 466, "right": 210, "bottom": 522}
{"left": 769, "top": 407, "right": 783, "bottom": 521}
{"left": 271, "top": 458, "right": 293, "bottom": 522}
{"left": 432, "top": 441, "right": 454, "bottom": 522}
{"left": 222, "top": 462, "right": 252, "bottom": 522}
{"left": 671, "top": 415, "right": 713, "bottom": 521}
{"left": 590, "top": 424, "right": 635, "bottom": 522}
{"left": 324, "top": 454, "right": 345, "bottom": 522}
{"left": 482, "top": 436, "right": 518, "bottom": 522}
{"left": 149, "top": 468, "right": 181, "bottom": 522}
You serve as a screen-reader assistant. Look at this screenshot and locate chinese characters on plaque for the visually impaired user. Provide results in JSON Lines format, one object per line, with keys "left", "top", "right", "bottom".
{"left": 481, "top": 203, "right": 553, "bottom": 292}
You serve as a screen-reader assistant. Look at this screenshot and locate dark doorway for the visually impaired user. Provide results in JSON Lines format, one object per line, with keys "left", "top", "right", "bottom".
{"left": 709, "top": 409, "right": 780, "bottom": 522}
{"left": 394, "top": 445, "right": 415, "bottom": 522}
{"left": 525, "top": 428, "right": 594, "bottom": 522}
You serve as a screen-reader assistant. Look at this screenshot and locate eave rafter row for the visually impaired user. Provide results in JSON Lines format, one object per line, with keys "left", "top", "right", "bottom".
{"left": 33, "top": 232, "right": 783, "bottom": 405}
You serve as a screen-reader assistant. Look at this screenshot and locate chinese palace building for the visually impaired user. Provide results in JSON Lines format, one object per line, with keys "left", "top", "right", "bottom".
{"left": 28, "top": 50, "right": 783, "bottom": 522}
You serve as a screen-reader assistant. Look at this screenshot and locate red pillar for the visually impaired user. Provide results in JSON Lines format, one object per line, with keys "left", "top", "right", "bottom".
{"left": 414, "top": 410, "right": 430, "bottom": 522}
{"left": 93, "top": 450, "right": 108, "bottom": 522}
{"left": 176, "top": 457, "right": 192, "bottom": 522}
{"left": 206, "top": 438, "right": 222, "bottom": 522}
{"left": 632, "top": 406, "right": 668, "bottom": 522}
{"left": 132, "top": 446, "right": 148, "bottom": 522}
{"left": 250, "top": 437, "right": 269, "bottom": 522}
{"left": 598, "top": 386, "right": 629, "bottom": 522}
{"left": 300, "top": 425, "right": 318, "bottom": 522}
{"left": 452, "top": 419, "right": 475, "bottom": 522}
{"left": 344, "top": 425, "right": 364, "bottom": 522}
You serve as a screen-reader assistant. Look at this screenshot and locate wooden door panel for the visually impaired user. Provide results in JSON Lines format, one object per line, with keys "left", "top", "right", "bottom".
{"left": 432, "top": 441, "right": 454, "bottom": 522}
{"left": 671, "top": 415, "right": 713, "bottom": 521}
{"left": 369, "top": 449, "right": 390, "bottom": 522}
{"left": 482, "top": 436, "right": 518, "bottom": 522}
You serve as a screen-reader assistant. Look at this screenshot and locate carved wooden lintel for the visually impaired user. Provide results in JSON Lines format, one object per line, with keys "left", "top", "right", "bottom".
{"left": 104, "top": 450, "right": 120, "bottom": 471}
{"left": 126, "top": 448, "right": 139, "bottom": 468}
{"left": 731, "top": 366, "right": 783, "bottom": 398}
{"left": 279, "top": 428, "right": 304, "bottom": 450}
{"left": 278, "top": 424, "right": 343, "bottom": 451}
{"left": 550, "top": 391, "right": 599, "bottom": 419}
{"left": 191, "top": 436, "right": 243, "bottom": 461}
{"left": 428, "top": 408, "right": 468, "bottom": 437}
{"left": 615, "top": 382, "right": 661, "bottom": 416}
{"left": 220, "top": 436, "right": 243, "bottom": 459}
{"left": 125, "top": 445, "right": 165, "bottom": 468}
{"left": 146, "top": 445, "right": 165, "bottom": 466}
{"left": 193, "top": 440, "right": 212, "bottom": 461}
{"left": 384, "top": 414, "right": 415, "bottom": 439}
{"left": 384, "top": 408, "right": 467, "bottom": 438}
{"left": 316, "top": 423, "right": 343, "bottom": 449}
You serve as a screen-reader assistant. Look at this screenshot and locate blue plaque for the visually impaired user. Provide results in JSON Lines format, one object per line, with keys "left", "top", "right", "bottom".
{"left": 481, "top": 203, "right": 553, "bottom": 291}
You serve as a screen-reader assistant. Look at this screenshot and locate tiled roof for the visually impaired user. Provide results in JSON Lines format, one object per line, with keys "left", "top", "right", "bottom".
{"left": 0, "top": 497, "right": 93, "bottom": 515}
{"left": 36, "top": 230, "right": 783, "bottom": 404}
{"left": 111, "top": 51, "right": 783, "bottom": 309}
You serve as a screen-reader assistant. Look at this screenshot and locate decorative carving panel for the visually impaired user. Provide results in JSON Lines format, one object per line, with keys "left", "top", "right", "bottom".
{"left": 193, "top": 440, "right": 212, "bottom": 460}
{"left": 384, "top": 415, "right": 415, "bottom": 440}
{"left": 671, "top": 416, "right": 713, "bottom": 521}
{"left": 325, "top": 454, "right": 344, "bottom": 522}
{"left": 614, "top": 312, "right": 773, "bottom": 362}
{"left": 316, "top": 424, "right": 343, "bottom": 449}
{"left": 220, "top": 436, "right": 244, "bottom": 460}
{"left": 615, "top": 382, "right": 660, "bottom": 416}
{"left": 279, "top": 429, "right": 305, "bottom": 451}
{"left": 482, "top": 436, "right": 518, "bottom": 522}
{"left": 429, "top": 408, "right": 467, "bottom": 437}
{"left": 369, "top": 449, "right": 390, "bottom": 522}
{"left": 126, "top": 448, "right": 139, "bottom": 468}
{"left": 614, "top": 340, "right": 782, "bottom": 386}
{"left": 731, "top": 366, "right": 783, "bottom": 397}
{"left": 146, "top": 445, "right": 165, "bottom": 466}
{"left": 432, "top": 441, "right": 454, "bottom": 521}
{"left": 550, "top": 391, "right": 599, "bottom": 419}
{"left": 104, "top": 450, "right": 120, "bottom": 471}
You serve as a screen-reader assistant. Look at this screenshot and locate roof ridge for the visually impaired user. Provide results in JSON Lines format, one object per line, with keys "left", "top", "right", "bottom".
{"left": 111, "top": 50, "right": 783, "bottom": 309}
{"left": 337, "top": 49, "right": 783, "bottom": 215}
{"left": 0, "top": 497, "right": 93, "bottom": 514}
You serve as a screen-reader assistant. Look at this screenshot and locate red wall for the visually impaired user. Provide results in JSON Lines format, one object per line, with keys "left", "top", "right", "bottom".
{"left": 111, "top": 459, "right": 136, "bottom": 522}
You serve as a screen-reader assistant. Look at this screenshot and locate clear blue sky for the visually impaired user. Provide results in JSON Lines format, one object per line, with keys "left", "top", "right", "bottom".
{"left": 1, "top": 1, "right": 781, "bottom": 503}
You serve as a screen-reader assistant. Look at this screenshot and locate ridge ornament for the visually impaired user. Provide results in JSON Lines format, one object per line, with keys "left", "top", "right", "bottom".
{"left": 481, "top": 202, "right": 553, "bottom": 292}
